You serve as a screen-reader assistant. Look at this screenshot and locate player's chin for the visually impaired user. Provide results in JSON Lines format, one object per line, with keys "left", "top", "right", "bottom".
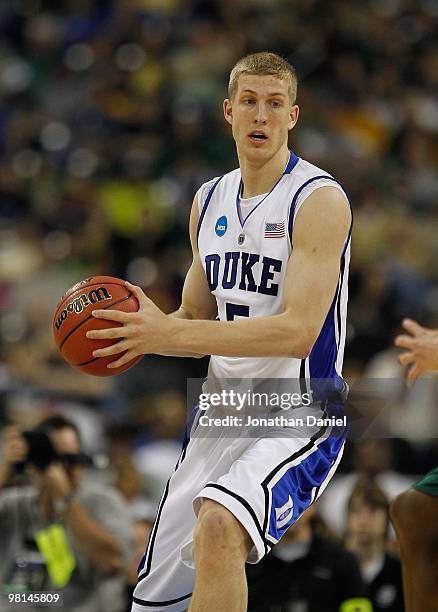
{"left": 243, "top": 139, "right": 271, "bottom": 157}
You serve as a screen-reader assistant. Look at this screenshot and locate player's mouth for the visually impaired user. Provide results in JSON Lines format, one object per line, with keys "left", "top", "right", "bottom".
{"left": 248, "top": 131, "right": 268, "bottom": 144}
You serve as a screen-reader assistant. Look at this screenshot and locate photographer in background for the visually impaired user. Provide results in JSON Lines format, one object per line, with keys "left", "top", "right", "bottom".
{"left": 0, "top": 416, "right": 132, "bottom": 612}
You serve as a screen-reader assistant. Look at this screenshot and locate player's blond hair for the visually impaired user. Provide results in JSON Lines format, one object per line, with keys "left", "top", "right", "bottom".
{"left": 228, "top": 52, "right": 298, "bottom": 104}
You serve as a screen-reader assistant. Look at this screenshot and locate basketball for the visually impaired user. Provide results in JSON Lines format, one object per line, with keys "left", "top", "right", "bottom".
{"left": 52, "top": 276, "right": 142, "bottom": 376}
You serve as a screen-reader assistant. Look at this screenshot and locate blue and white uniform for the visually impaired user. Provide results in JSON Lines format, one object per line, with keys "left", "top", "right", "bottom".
{"left": 132, "top": 152, "right": 352, "bottom": 612}
{"left": 198, "top": 151, "right": 350, "bottom": 387}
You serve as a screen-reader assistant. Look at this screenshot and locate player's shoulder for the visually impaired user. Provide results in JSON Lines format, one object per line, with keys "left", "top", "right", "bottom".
{"left": 200, "top": 167, "right": 239, "bottom": 191}
{"left": 286, "top": 156, "right": 350, "bottom": 211}
{"left": 286, "top": 155, "right": 336, "bottom": 184}
{"left": 197, "top": 167, "right": 240, "bottom": 209}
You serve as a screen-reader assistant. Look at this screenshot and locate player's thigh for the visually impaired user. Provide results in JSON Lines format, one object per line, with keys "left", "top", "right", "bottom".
{"left": 195, "top": 427, "right": 346, "bottom": 564}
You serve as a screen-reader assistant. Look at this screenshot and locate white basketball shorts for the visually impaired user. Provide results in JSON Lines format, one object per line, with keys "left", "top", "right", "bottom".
{"left": 131, "top": 402, "right": 347, "bottom": 612}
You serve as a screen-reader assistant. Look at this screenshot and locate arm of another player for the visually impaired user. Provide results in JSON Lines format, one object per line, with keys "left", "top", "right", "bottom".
{"left": 89, "top": 186, "right": 350, "bottom": 365}
{"left": 394, "top": 319, "right": 438, "bottom": 386}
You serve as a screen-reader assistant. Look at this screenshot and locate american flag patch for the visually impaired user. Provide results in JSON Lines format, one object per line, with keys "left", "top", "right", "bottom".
{"left": 265, "top": 222, "right": 285, "bottom": 238}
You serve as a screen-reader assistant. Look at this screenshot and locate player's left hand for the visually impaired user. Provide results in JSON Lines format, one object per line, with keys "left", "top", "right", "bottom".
{"left": 87, "top": 281, "right": 171, "bottom": 369}
{"left": 394, "top": 318, "right": 438, "bottom": 386}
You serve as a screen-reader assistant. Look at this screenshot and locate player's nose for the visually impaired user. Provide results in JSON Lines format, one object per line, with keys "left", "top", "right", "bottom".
{"left": 254, "top": 102, "right": 267, "bottom": 124}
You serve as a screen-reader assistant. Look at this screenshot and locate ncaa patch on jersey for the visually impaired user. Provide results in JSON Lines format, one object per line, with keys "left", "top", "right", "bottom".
{"left": 215, "top": 216, "right": 228, "bottom": 236}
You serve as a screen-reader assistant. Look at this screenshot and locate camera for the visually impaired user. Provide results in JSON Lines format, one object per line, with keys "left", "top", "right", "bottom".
{"left": 22, "top": 431, "right": 59, "bottom": 470}
{"left": 16, "top": 431, "right": 88, "bottom": 471}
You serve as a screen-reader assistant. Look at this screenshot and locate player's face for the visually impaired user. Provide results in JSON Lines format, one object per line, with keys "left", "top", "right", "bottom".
{"left": 223, "top": 75, "right": 299, "bottom": 163}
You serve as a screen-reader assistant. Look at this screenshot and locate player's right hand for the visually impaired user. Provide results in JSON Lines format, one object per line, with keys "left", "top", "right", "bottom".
{"left": 1, "top": 427, "right": 28, "bottom": 466}
{"left": 395, "top": 319, "right": 438, "bottom": 386}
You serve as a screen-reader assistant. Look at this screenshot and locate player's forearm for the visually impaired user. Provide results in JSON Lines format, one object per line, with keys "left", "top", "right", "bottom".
{"left": 169, "top": 307, "right": 192, "bottom": 320}
{"left": 167, "top": 313, "right": 313, "bottom": 358}
{"left": 160, "top": 308, "right": 206, "bottom": 357}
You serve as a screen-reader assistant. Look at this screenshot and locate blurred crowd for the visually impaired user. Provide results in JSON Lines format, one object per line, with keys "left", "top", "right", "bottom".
{"left": 0, "top": 417, "right": 413, "bottom": 612}
{"left": 0, "top": 1, "right": 437, "bottom": 609}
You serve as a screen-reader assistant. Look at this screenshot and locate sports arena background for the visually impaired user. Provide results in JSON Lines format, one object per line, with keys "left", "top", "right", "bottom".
{"left": 0, "top": 1, "right": 437, "bottom": 610}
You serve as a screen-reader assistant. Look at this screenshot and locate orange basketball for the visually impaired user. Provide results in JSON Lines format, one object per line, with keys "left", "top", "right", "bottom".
{"left": 52, "top": 276, "right": 142, "bottom": 376}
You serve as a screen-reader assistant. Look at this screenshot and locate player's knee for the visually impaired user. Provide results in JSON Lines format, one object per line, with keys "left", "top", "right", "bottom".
{"left": 194, "top": 501, "right": 250, "bottom": 559}
{"left": 196, "top": 502, "right": 240, "bottom": 543}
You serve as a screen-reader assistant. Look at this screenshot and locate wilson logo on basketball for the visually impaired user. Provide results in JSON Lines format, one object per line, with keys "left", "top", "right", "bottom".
{"left": 55, "top": 287, "right": 112, "bottom": 330}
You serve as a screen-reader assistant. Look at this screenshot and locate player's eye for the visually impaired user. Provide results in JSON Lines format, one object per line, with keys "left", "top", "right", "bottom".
{"left": 243, "top": 98, "right": 255, "bottom": 105}
{"left": 270, "top": 100, "right": 281, "bottom": 108}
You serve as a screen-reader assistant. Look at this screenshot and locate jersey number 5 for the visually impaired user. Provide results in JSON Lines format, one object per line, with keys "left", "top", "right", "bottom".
{"left": 226, "top": 302, "right": 250, "bottom": 321}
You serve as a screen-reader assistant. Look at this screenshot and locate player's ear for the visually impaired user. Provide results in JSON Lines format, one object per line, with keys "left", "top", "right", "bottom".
{"left": 223, "top": 99, "right": 233, "bottom": 126}
{"left": 288, "top": 105, "right": 299, "bottom": 131}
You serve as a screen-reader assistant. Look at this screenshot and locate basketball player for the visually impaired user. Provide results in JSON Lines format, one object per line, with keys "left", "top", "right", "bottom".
{"left": 390, "top": 319, "right": 438, "bottom": 612}
{"left": 87, "top": 53, "right": 353, "bottom": 612}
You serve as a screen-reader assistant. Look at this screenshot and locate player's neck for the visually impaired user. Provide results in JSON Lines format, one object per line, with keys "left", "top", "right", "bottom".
{"left": 239, "top": 147, "right": 290, "bottom": 198}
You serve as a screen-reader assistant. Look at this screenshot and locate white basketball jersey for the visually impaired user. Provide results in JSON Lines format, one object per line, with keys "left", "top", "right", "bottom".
{"left": 197, "top": 151, "right": 352, "bottom": 392}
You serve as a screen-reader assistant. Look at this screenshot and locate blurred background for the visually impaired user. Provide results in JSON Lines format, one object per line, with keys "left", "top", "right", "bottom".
{"left": 0, "top": 0, "right": 437, "bottom": 609}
